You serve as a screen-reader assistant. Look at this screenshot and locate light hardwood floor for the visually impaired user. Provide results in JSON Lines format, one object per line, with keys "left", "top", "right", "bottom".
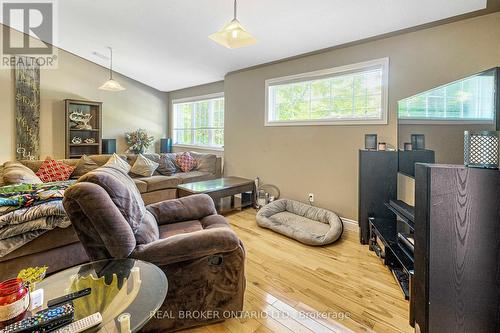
{"left": 185, "top": 209, "right": 414, "bottom": 333}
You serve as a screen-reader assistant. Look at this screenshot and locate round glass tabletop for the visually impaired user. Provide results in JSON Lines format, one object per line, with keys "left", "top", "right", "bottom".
{"left": 35, "top": 259, "right": 167, "bottom": 332}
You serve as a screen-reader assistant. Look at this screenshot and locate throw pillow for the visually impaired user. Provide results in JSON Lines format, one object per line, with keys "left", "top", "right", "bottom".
{"left": 2, "top": 161, "right": 43, "bottom": 185}
{"left": 175, "top": 152, "right": 197, "bottom": 172}
{"left": 157, "top": 153, "right": 179, "bottom": 176}
{"left": 104, "top": 153, "right": 131, "bottom": 174}
{"left": 72, "top": 155, "right": 99, "bottom": 178}
{"left": 130, "top": 154, "right": 159, "bottom": 177}
{"left": 190, "top": 152, "right": 217, "bottom": 174}
{"left": 36, "top": 157, "right": 75, "bottom": 183}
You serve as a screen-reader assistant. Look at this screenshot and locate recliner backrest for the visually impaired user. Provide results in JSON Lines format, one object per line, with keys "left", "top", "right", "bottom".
{"left": 78, "top": 166, "right": 146, "bottom": 232}
{"left": 63, "top": 166, "right": 159, "bottom": 261}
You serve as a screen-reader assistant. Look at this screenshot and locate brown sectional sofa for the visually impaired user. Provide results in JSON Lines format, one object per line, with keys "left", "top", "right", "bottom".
{"left": 0, "top": 153, "right": 222, "bottom": 281}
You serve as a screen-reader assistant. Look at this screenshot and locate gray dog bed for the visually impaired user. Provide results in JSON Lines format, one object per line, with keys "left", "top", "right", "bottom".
{"left": 256, "top": 199, "right": 343, "bottom": 246}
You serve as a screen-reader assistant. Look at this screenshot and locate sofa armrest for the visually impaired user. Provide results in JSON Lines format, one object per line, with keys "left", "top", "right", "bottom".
{"left": 131, "top": 226, "right": 240, "bottom": 266}
{"left": 146, "top": 194, "right": 217, "bottom": 225}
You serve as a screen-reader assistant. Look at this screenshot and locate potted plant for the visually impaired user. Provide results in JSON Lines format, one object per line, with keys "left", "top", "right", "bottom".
{"left": 125, "top": 129, "right": 154, "bottom": 154}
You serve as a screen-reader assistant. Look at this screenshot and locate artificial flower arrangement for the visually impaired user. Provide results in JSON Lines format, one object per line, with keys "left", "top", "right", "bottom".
{"left": 125, "top": 129, "right": 154, "bottom": 154}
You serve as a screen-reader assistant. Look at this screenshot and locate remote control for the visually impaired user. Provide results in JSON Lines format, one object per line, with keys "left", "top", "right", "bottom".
{"left": 0, "top": 303, "right": 74, "bottom": 333}
{"left": 47, "top": 288, "right": 91, "bottom": 308}
{"left": 52, "top": 312, "right": 102, "bottom": 333}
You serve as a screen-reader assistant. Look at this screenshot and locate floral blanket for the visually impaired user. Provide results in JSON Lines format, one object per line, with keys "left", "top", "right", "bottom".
{"left": 0, "top": 181, "right": 75, "bottom": 257}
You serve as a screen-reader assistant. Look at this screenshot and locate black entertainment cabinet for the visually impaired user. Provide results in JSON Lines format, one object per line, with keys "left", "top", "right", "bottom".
{"left": 358, "top": 150, "right": 500, "bottom": 332}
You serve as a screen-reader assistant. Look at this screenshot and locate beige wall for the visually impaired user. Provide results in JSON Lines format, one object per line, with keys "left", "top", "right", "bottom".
{"left": 399, "top": 123, "right": 493, "bottom": 165}
{"left": 223, "top": 12, "right": 500, "bottom": 220}
{"left": 167, "top": 81, "right": 225, "bottom": 157}
{"left": 397, "top": 174, "right": 415, "bottom": 206}
{"left": 0, "top": 25, "right": 167, "bottom": 163}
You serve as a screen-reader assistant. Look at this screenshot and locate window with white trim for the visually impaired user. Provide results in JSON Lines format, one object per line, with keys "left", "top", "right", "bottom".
{"left": 172, "top": 93, "right": 224, "bottom": 149}
{"left": 398, "top": 70, "right": 496, "bottom": 122}
{"left": 265, "top": 58, "right": 389, "bottom": 126}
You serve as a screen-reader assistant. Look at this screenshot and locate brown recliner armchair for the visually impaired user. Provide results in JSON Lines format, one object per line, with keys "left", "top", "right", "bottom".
{"left": 62, "top": 166, "right": 246, "bottom": 332}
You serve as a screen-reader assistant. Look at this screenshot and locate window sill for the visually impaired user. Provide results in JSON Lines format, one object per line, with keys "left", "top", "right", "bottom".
{"left": 398, "top": 119, "right": 495, "bottom": 125}
{"left": 265, "top": 118, "right": 388, "bottom": 126}
{"left": 173, "top": 144, "right": 224, "bottom": 152}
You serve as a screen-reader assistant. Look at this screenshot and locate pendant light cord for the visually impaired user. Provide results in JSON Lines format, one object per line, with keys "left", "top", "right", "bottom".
{"left": 108, "top": 46, "right": 113, "bottom": 79}
{"left": 233, "top": 0, "right": 237, "bottom": 20}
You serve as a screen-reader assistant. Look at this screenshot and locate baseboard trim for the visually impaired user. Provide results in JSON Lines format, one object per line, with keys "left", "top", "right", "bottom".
{"left": 340, "top": 217, "right": 359, "bottom": 232}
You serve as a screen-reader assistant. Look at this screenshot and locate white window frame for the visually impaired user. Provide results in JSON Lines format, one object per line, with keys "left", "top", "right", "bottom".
{"left": 171, "top": 92, "right": 224, "bottom": 151}
{"left": 397, "top": 73, "right": 496, "bottom": 125}
{"left": 264, "top": 58, "right": 389, "bottom": 126}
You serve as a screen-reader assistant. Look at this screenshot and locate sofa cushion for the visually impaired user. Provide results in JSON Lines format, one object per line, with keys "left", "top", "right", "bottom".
{"left": 138, "top": 175, "right": 182, "bottom": 192}
{"left": 130, "top": 154, "right": 159, "bottom": 177}
{"left": 133, "top": 179, "right": 148, "bottom": 193}
{"left": 104, "top": 153, "right": 131, "bottom": 174}
{"left": 3, "top": 161, "right": 43, "bottom": 185}
{"left": 176, "top": 152, "right": 197, "bottom": 172}
{"left": 87, "top": 154, "right": 116, "bottom": 166}
{"left": 0, "top": 165, "right": 4, "bottom": 187}
{"left": 72, "top": 155, "right": 99, "bottom": 178}
{"left": 36, "top": 157, "right": 75, "bottom": 182}
{"left": 175, "top": 171, "right": 213, "bottom": 184}
{"left": 190, "top": 152, "right": 217, "bottom": 174}
{"left": 78, "top": 166, "right": 145, "bottom": 233}
{"left": 157, "top": 153, "right": 179, "bottom": 176}
{"left": 21, "top": 159, "right": 78, "bottom": 173}
{"left": 127, "top": 153, "right": 160, "bottom": 165}
{"left": 0, "top": 226, "right": 80, "bottom": 262}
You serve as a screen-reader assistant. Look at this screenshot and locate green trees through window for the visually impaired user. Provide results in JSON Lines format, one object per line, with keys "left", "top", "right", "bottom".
{"left": 172, "top": 96, "right": 224, "bottom": 148}
{"left": 398, "top": 72, "right": 495, "bottom": 121}
{"left": 266, "top": 59, "right": 388, "bottom": 125}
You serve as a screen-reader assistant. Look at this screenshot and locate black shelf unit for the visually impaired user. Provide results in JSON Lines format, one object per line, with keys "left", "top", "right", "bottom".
{"left": 385, "top": 200, "right": 415, "bottom": 231}
{"left": 358, "top": 150, "right": 397, "bottom": 244}
{"left": 369, "top": 217, "right": 413, "bottom": 299}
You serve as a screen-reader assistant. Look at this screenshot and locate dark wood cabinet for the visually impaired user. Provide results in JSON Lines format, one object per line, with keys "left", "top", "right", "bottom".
{"left": 358, "top": 150, "right": 397, "bottom": 244}
{"left": 65, "top": 99, "right": 102, "bottom": 159}
{"left": 413, "top": 164, "right": 500, "bottom": 333}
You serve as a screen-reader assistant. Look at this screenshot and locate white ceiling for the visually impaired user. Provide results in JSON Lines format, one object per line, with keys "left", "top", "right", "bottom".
{"left": 4, "top": 0, "right": 488, "bottom": 91}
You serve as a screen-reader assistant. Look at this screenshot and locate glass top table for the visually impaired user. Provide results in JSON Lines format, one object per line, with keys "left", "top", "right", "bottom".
{"left": 177, "top": 177, "right": 255, "bottom": 213}
{"left": 34, "top": 259, "right": 167, "bottom": 333}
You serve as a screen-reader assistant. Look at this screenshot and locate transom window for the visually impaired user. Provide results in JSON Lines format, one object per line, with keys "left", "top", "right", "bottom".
{"left": 398, "top": 70, "right": 496, "bottom": 123}
{"left": 172, "top": 93, "right": 224, "bottom": 149}
{"left": 265, "top": 58, "right": 389, "bottom": 126}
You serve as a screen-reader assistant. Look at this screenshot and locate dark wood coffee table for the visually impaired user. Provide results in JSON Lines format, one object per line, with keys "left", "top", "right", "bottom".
{"left": 177, "top": 177, "right": 255, "bottom": 213}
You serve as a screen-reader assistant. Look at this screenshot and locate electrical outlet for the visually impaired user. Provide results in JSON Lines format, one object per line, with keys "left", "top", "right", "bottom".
{"left": 308, "top": 193, "right": 314, "bottom": 203}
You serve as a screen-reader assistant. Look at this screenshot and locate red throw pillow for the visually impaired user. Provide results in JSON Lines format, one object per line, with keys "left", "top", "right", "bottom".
{"left": 175, "top": 152, "right": 197, "bottom": 172}
{"left": 36, "top": 157, "right": 75, "bottom": 182}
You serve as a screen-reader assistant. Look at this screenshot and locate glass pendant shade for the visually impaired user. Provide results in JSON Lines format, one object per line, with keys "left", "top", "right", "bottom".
{"left": 209, "top": 0, "right": 257, "bottom": 49}
{"left": 209, "top": 19, "right": 257, "bottom": 49}
{"left": 99, "top": 79, "right": 125, "bottom": 91}
{"left": 99, "top": 47, "right": 125, "bottom": 91}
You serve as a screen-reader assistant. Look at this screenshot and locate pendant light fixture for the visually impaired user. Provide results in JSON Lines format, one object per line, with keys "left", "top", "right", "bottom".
{"left": 209, "top": 0, "right": 257, "bottom": 49}
{"left": 99, "top": 47, "right": 125, "bottom": 91}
